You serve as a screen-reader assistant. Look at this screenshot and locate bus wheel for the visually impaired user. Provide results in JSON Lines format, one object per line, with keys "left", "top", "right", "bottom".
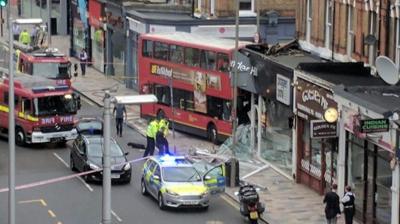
{"left": 15, "top": 127, "right": 26, "bottom": 146}
{"left": 207, "top": 124, "right": 218, "bottom": 144}
{"left": 157, "top": 110, "right": 166, "bottom": 120}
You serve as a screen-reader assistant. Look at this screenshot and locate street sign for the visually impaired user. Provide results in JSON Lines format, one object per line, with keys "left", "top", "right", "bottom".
{"left": 360, "top": 119, "right": 389, "bottom": 133}
{"left": 310, "top": 120, "right": 338, "bottom": 138}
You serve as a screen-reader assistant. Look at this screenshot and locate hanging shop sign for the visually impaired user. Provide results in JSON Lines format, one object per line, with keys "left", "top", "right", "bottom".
{"left": 310, "top": 120, "right": 338, "bottom": 138}
{"left": 360, "top": 118, "right": 389, "bottom": 133}
{"left": 295, "top": 78, "right": 337, "bottom": 120}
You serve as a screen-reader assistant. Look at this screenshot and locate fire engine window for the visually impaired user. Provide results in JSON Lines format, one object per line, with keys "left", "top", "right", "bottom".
{"left": 173, "top": 88, "right": 194, "bottom": 111}
{"left": 154, "top": 85, "right": 171, "bottom": 106}
{"left": 154, "top": 42, "right": 169, "bottom": 61}
{"left": 170, "top": 45, "right": 184, "bottom": 64}
{"left": 22, "top": 98, "right": 32, "bottom": 114}
{"left": 3, "top": 92, "right": 18, "bottom": 105}
{"left": 200, "top": 50, "right": 216, "bottom": 70}
{"left": 142, "top": 40, "right": 153, "bottom": 58}
{"left": 184, "top": 47, "right": 200, "bottom": 67}
{"left": 33, "top": 95, "right": 77, "bottom": 116}
{"left": 217, "top": 53, "right": 230, "bottom": 73}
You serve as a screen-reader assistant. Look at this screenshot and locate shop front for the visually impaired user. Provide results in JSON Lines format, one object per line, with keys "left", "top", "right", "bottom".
{"left": 341, "top": 106, "right": 393, "bottom": 224}
{"left": 88, "top": 0, "right": 105, "bottom": 73}
{"left": 70, "top": 0, "right": 89, "bottom": 58}
{"left": 294, "top": 77, "right": 338, "bottom": 195}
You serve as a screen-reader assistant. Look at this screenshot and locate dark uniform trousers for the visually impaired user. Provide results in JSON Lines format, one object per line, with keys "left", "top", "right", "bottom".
{"left": 143, "top": 136, "right": 155, "bottom": 157}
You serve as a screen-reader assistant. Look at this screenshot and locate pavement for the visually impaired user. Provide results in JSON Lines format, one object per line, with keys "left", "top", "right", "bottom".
{"left": 4, "top": 5, "right": 358, "bottom": 223}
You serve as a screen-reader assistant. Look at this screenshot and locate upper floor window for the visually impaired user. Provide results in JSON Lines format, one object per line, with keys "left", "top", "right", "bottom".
{"left": 346, "top": 5, "right": 355, "bottom": 58}
{"left": 239, "top": 0, "right": 256, "bottom": 17}
{"left": 396, "top": 19, "right": 400, "bottom": 67}
{"left": 306, "top": 0, "right": 313, "bottom": 42}
{"left": 368, "top": 12, "right": 378, "bottom": 66}
{"left": 325, "top": 0, "right": 333, "bottom": 49}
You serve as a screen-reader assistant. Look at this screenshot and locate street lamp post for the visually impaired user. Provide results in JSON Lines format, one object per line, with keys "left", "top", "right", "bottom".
{"left": 7, "top": 17, "right": 43, "bottom": 224}
{"left": 102, "top": 93, "right": 157, "bottom": 224}
{"left": 232, "top": 0, "right": 239, "bottom": 145}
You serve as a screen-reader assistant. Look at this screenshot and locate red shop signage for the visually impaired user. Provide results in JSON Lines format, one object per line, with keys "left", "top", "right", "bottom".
{"left": 89, "top": 0, "right": 103, "bottom": 28}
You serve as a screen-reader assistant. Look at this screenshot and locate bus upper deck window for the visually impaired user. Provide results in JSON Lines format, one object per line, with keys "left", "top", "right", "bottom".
{"left": 154, "top": 42, "right": 169, "bottom": 61}
{"left": 170, "top": 45, "right": 184, "bottom": 64}
{"left": 200, "top": 50, "right": 216, "bottom": 70}
{"left": 217, "top": 53, "right": 230, "bottom": 73}
{"left": 142, "top": 40, "right": 153, "bottom": 58}
{"left": 184, "top": 47, "right": 200, "bottom": 67}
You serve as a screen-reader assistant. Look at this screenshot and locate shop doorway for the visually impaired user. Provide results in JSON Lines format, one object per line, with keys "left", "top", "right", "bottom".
{"left": 346, "top": 133, "right": 392, "bottom": 224}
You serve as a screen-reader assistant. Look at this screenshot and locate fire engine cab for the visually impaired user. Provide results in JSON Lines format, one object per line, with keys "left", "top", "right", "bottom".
{"left": 15, "top": 43, "right": 72, "bottom": 86}
{"left": 0, "top": 73, "right": 81, "bottom": 146}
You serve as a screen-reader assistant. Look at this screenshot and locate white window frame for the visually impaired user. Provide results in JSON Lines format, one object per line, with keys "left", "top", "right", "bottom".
{"left": 306, "top": 0, "right": 312, "bottom": 43}
{"left": 325, "top": 0, "right": 333, "bottom": 49}
{"left": 396, "top": 18, "right": 400, "bottom": 67}
{"left": 346, "top": 4, "right": 354, "bottom": 59}
{"left": 368, "top": 11, "right": 378, "bottom": 66}
{"left": 239, "top": 0, "right": 256, "bottom": 17}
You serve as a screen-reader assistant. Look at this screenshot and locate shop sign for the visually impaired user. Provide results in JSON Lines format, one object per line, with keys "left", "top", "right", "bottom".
{"left": 360, "top": 119, "right": 389, "bottom": 133}
{"left": 127, "top": 17, "right": 145, "bottom": 34}
{"left": 296, "top": 79, "right": 337, "bottom": 120}
{"left": 276, "top": 74, "right": 290, "bottom": 106}
{"left": 310, "top": 120, "right": 338, "bottom": 138}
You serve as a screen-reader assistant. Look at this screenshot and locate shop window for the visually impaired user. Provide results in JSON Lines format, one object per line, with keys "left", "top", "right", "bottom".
{"left": 142, "top": 40, "right": 153, "bottom": 58}
{"left": 200, "top": 50, "right": 216, "bottom": 71}
{"left": 170, "top": 45, "right": 184, "bottom": 64}
{"left": 346, "top": 4, "right": 355, "bottom": 57}
{"left": 154, "top": 42, "right": 169, "bottom": 61}
{"left": 154, "top": 85, "right": 171, "bottom": 106}
{"left": 239, "top": 0, "right": 252, "bottom": 10}
{"left": 184, "top": 47, "right": 200, "bottom": 67}
{"left": 173, "top": 88, "right": 194, "bottom": 111}
{"left": 216, "top": 53, "right": 229, "bottom": 73}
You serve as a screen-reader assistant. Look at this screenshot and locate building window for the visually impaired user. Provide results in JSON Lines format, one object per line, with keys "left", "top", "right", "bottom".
{"left": 368, "top": 11, "right": 378, "bottom": 66}
{"left": 325, "top": 0, "right": 333, "bottom": 49}
{"left": 347, "top": 5, "right": 355, "bottom": 58}
{"left": 306, "top": 0, "right": 313, "bottom": 43}
{"left": 239, "top": 0, "right": 255, "bottom": 17}
{"left": 396, "top": 18, "right": 400, "bottom": 67}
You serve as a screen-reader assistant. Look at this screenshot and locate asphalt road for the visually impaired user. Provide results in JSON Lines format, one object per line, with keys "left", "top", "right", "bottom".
{"left": 0, "top": 97, "right": 260, "bottom": 224}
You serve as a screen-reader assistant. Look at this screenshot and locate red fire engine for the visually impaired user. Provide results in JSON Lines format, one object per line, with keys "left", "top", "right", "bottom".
{"left": 0, "top": 73, "right": 81, "bottom": 146}
{"left": 15, "top": 43, "right": 72, "bottom": 86}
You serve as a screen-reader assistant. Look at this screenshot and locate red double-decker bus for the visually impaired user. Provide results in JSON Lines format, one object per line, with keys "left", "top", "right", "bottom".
{"left": 138, "top": 32, "right": 248, "bottom": 143}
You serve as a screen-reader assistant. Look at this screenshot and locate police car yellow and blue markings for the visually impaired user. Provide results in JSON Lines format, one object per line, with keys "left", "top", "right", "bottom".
{"left": 143, "top": 155, "right": 210, "bottom": 196}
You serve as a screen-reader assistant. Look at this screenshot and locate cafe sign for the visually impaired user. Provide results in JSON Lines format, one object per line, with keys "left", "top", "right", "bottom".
{"left": 310, "top": 120, "right": 338, "bottom": 138}
{"left": 296, "top": 79, "right": 337, "bottom": 120}
{"left": 360, "top": 119, "right": 389, "bottom": 133}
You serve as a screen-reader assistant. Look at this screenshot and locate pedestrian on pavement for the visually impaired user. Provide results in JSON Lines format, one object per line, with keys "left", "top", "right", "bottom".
{"left": 341, "top": 185, "right": 355, "bottom": 224}
{"left": 73, "top": 64, "right": 78, "bottom": 78}
{"left": 12, "top": 23, "right": 21, "bottom": 41}
{"left": 113, "top": 103, "right": 127, "bottom": 137}
{"left": 323, "top": 183, "right": 341, "bottom": 224}
{"left": 156, "top": 118, "right": 169, "bottom": 155}
{"left": 143, "top": 118, "right": 159, "bottom": 157}
{"left": 79, "top": 48, "right": 88, "bottom": 76}
{"left": 19, "top": 29, "right": 31, "bottom": 45}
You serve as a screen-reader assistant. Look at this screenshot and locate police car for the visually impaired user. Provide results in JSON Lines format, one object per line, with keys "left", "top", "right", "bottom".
{"left": 141, "top": 155, "right": 225, "bottom": 210}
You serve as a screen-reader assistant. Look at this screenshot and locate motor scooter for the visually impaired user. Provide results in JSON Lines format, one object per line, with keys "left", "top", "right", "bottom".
{"left": 234, "top": 184, "right": 265, "bottom": 224}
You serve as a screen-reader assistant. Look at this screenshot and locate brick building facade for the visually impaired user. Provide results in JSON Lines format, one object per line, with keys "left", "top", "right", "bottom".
{"left": 296, "top": 0, "right": 400, "bottom": 69}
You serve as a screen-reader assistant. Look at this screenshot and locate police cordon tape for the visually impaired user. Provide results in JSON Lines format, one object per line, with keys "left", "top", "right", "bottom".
{"left": 0, "top": 156, "right": 149, "bottom": 193}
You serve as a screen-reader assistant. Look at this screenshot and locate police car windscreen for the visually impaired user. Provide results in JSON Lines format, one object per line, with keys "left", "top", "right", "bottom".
{"left": 162, "top": 167, "right": 201, "bottom": 182}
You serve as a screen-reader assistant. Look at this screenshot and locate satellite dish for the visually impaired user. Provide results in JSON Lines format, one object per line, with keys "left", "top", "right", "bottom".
{"left": 375, "top": 56, "right": 399, "bottom": 85}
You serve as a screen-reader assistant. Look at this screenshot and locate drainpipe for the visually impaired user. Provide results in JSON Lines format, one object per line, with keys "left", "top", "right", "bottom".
{"left": 337, "top": 107, "right": 346, "bottom": 202}
{"left": 392, "top": 163, "right": 400, "bottom": 224}
{"left": 385, "top": 0, "right": 390, "bottom": 56}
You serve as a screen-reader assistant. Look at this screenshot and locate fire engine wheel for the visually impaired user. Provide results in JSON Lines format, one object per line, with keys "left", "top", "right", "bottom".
{"left": 207, "top": 124, "right": 218, "bottom": 144}
{"left": 15, "top": 127, "right": 26, "bottom": 146}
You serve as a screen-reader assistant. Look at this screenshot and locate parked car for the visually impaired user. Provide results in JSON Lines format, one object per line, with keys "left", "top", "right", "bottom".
{"left": 70, "top": 135, "right": 131, "bottom": 184}
{"left": 76, "top": 117, "right": 103, "bottom": 135}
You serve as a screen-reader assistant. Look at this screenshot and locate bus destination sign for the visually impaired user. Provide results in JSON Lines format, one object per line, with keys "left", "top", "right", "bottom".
{"left": 360, "top": 119, "right": 389, "bottom": 133}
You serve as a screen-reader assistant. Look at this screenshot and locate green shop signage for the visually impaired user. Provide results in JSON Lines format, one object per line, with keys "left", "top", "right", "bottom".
{"left": 360, "top": 119, "right": 389, "bottom": 133}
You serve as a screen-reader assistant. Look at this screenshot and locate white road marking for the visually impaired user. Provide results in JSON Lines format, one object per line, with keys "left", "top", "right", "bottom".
{"left": 81, "top": 95, "right": 95, "bottom": 106}
{"left": 111, "top": 210, "right": 123, "bottom": 222}
{"left": 53, "top": 153, "right": 69, "bottom": 168}
{"left": 53, "top": 153, "right": 93, "bottom": 192}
